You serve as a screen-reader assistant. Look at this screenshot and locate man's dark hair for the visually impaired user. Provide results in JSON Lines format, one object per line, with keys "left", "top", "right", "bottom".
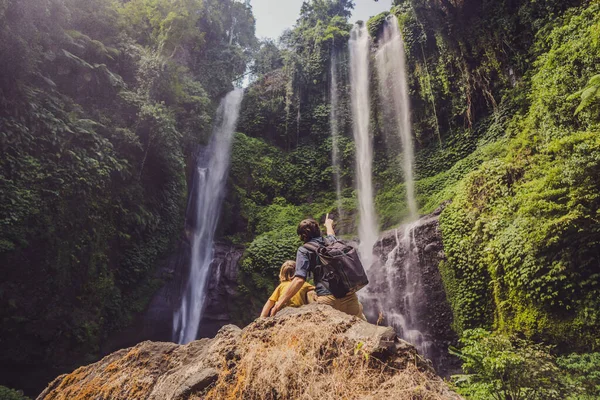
{"left": 297, "top": 218, "right": 321, "bottom": 243}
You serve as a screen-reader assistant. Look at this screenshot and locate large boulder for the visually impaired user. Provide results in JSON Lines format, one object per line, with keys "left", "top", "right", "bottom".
{"left": 38, "top": 305, "right": 461, "bottom": 400}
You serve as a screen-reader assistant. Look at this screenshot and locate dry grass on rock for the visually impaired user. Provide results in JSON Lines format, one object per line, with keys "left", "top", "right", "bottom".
{"left": 37, "top": 304, "right": 460, "bottom": 400}
{"left": 204, "top": 305, "right": 460, "bottom": 400}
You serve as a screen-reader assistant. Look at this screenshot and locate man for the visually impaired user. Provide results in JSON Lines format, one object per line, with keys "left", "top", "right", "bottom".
{"left": 269, "top": 214, "right": 365, "bottom": 318}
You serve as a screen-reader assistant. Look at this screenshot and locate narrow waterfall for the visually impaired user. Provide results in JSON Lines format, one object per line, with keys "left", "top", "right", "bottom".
{"left": 330, "top": 50, "right": 343, "bottom": 217}
{"left": 348, "top": 23, "right": 378, "bottom": 268}
{"left": 376, "top": 15, "right": 417, "bottom": 220}
{"left": 367, "top": 16, "right": 431, "bottom": 357}
{"left": 173, "top": 88, "right": 244, "bottom": 345}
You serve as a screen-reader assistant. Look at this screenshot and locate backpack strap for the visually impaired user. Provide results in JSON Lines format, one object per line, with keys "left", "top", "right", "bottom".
{"left": 302, "top": 241, "right": 322, "bottom": 273}
{"left": 302, "top": 241, "right": 321, "bottom": 253}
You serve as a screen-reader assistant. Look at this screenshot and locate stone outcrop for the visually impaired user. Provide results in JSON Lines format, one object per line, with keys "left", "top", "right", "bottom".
{"left": 39, "top": 305, "right": 462, "bottom": 400}
{"left": 196, "top": 243, "right": 244, "bottom": 338}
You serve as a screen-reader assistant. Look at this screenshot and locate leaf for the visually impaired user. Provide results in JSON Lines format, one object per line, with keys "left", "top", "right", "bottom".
{"left": 354, "top": 341, "right": 364, "bottom": 355}
{"left": 588, "top": 74, "right": 600, "bottom": 86}
{"left": 452, "top": 374, "right": 475, "bottom": 384}
{"left": 580, "top": 87, "right": 597, "bottom": 101}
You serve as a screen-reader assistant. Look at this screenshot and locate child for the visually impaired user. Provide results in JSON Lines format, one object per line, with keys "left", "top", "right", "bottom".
{"left": 260, "top": 260, "right": 315, "bottom": 317}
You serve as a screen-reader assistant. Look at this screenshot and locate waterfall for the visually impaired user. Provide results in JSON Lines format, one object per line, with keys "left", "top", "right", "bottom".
{"left": 376, "top": 15, "right": 417, "bottom": 220}
{"left": 362, "top": 16, "right": 432, "bottom": 358}
{"left": 173, "top": 88, "right": 244, "bottom": 345}
{"left": 330, "top": 50, "right": 343, "bottom": 217}
{"left": 361, "top": 220, "right": 433, "bottom": 360}
{"left": 349, "top": 23, "right": 378, "bottom": 269}
{"left": 383, "top": 222, "right": 432, "bottom": 358}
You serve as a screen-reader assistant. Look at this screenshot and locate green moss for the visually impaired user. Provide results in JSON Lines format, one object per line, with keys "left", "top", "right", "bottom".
{"left": 366, "top": 12, "right": 389, "bottom": 39}
{"left": 436, "top": 2, "right": 600, "bottom": 349}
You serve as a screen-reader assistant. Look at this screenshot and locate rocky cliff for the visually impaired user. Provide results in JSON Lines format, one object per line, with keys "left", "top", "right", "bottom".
{"left": 39, "top": 305, "right": 461, "bottom": 400}
{"left": 101, "top": 241, "right": 243, "bottom": 353}
{"left": 361, "top": 206, "right": 459, "bottom": 375}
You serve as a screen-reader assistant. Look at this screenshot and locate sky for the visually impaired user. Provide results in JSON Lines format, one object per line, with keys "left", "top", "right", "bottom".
{"left": 250, "top": 0, "right": 393, "bottom": 40}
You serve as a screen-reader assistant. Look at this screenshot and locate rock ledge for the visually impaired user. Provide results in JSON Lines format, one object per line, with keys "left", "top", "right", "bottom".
{"left": 38, "top": 305, "right": 461, "bottom": 400}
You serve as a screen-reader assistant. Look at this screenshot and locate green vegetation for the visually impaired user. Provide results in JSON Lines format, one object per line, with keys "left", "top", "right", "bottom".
{"left": 0, "top": 0, "right": 255, "bottom": 393}
{"left": 439, "top": 2, "right": 600, "bottom": 348}
{"left": 227, "top": 1, "right": 358, "bottom": 321}
{"left": 371, "top": 1, "right": 600, "bottom": 396}
{"left": 0, "top": 386, "right": 30, "bottom": 400}
{"left": 450, "top": 329, "right": 567, "bottom": 399}
{"left": 1, "top": 0, "right": 599, "bottom": 396}
{"left": 226, "top": 132, "right": 343, "bottom": 322}
{"left": 557, "top": 353, "right": 600, "bottom": 399}
{"left": 451, "top": 330, "right": 600, "bottom": 399}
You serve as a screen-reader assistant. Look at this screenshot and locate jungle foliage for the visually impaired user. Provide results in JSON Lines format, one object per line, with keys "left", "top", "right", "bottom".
{"left": 451, "top": 329, "right": 567, "bottom": 400}
{"left": 0, "top": 0, "right": 256, "bottom": 393}
{"left": 2, "top": 0, "right": 600, "bottom": 396}
{"left": 439, "top": 1, "right": 600, "bottom": 349}
{"left": 228, "top": 0, "right": 358, "bottom": 321}
{"left": 231, "top": 0, "right": 600, "bottom": 396}
{"left": 0, "top": 386, "right": 30, "bottom": 400}
{"left": 451, "top": 330, "right": 600, "bottom": 399}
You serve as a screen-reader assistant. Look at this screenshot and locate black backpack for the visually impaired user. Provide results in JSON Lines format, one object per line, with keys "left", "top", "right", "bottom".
{"left": 303, "top": 239, "right": 369, "bottom": 299}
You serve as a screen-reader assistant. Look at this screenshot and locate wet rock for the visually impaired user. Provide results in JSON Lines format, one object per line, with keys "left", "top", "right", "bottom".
{"left": 361, "top": 205, "right": 460, "bottom": 376}
{"left": 197, "top": 244, "right": 244, "bottom": 338}
{"left": 100, "top": 241, "right": 243, "bottom": 354}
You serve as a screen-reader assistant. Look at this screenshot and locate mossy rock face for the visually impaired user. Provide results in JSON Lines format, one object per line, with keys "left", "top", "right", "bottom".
{"left": 437, "top": 2, "right": 600, "bottom": 349}
{"left": 38, "top": 306, "right": 462, "bottom": 400}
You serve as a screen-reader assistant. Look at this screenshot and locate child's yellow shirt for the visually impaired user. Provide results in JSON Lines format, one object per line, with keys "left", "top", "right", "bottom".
{"left": 269, "top": 281, "right": 315, "bottom": 307}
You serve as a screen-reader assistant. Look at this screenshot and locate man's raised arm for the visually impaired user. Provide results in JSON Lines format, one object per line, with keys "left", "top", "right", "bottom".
{"left": 325, "top": 213, "right": 335, "bottom": 236}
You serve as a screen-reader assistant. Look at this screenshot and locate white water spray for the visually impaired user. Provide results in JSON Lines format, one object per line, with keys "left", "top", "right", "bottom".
{"left": 330, "top": 50, "right": 343, "bottom": 217}
{"left": 376, "top": 16, "right": 417, "bottom": 220}
{"left": 401, "top": 223, "right": 433, "bottom": 357}
{"left": 366, "top": 16, "right": 432, "bottom": 357}
{"left": 349, "top": 23, "right": 378, "bottom": 268}
{"left": 173, "top": 88, "right": 243, "bottom": 344}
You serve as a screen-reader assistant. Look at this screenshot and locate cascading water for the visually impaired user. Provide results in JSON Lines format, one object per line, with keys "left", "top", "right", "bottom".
{"left": 361, "top": 16, "right": 432, "bottom": 358}
{"left": 375, "top": 222, "right": 433, "bottom": 358}
{"left": 330, "top": 50, "right": 343, "bottom": 218}
{"left": 348, "top": 23, "right": 378, "bottom": 269}
{"left": 172, "top": 88, "right": 243, "bottom": 345}
{"left": 376, "top": 15, "right": 417, "bottom": 220}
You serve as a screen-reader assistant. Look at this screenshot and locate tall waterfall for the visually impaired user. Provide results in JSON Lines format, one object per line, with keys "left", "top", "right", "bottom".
{"left": 349, "top": 23, "right": 378, "bottom": 268}
{"left": 330, "top": 50, "right": 343, "bottom": 217}
{"left": 365, "top": 16, "right": 431, "bottom": 357}
{"left": 376, "top": 16, "right": 417, "bottom": 220}
{"left": 173, "top": 88, "right": 243, "bottom": 345}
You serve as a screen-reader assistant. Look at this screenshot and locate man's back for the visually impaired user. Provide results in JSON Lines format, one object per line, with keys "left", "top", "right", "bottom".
{"left": 294, "top": 234, "right": 337, "bottom": 296}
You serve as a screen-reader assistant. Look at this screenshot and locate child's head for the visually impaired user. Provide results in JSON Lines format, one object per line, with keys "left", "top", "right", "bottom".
{"left": 279, "top": 260, "right": 296, "bottom": 282}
